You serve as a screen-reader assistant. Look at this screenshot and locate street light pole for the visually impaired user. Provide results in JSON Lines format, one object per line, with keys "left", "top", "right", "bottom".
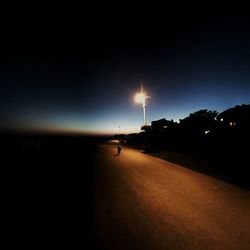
{"left": 141, "top": 83, "right": 147, "bottom": 126}
{"left": 143, "top": 97, "right": 147, "bottom": 126}
{"left": 135, "top": 82, "right": 149, "bottom": 127}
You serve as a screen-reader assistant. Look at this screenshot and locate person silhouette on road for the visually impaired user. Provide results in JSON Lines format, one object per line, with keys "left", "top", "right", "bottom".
{"left": 117, "top": 145, "right": 122, "bottom": 155}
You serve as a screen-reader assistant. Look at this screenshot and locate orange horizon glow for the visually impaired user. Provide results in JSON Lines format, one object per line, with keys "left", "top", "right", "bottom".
{"left": 3, "top": 125, "right": 140, "bottom": 136}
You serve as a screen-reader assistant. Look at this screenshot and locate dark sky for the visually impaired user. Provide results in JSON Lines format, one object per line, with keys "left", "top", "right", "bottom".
{"left": 1, "top": 2, "right": 250, "bottom": 134}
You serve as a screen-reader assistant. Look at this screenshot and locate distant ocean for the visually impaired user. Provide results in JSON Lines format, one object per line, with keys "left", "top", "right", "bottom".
{"left": 0, "top": 132, "right": 106, "bottom": 248}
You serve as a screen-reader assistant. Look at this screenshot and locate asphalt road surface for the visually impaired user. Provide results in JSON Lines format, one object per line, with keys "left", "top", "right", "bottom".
{"left": 94, "top": 140, "right": 250, "bottom": 250}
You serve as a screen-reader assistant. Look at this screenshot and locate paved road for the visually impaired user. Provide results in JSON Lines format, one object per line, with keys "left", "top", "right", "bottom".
{"left": 94, "top": 140, "right": 250, "bottom": 250}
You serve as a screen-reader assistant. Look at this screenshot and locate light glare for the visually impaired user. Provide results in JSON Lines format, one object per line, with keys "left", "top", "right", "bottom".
{"left": 135, "top": 93, "right": 146, "bottom": 104}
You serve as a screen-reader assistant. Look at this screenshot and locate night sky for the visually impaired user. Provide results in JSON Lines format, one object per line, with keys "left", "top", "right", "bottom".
{"left": 1, "top": 2, "right": 250, "bottom": 135}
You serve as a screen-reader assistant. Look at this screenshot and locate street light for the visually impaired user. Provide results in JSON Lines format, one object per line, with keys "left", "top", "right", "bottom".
{"left": 134, "top": 83, "right": 149, "bottom": 126}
